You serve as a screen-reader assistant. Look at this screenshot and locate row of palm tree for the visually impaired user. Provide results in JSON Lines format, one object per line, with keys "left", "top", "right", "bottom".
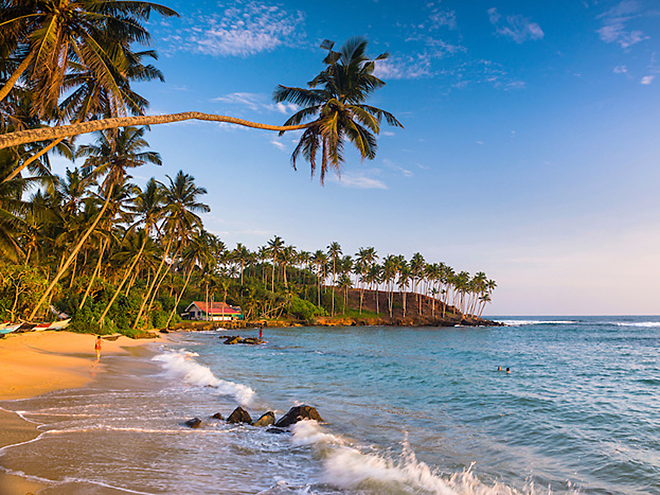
{"left": 198, "top": 238, "right": 496, "bottom": 320}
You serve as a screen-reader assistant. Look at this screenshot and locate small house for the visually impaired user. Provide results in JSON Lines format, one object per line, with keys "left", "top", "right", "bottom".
{"left": 184, "top": 301, "right": 244, "bottom": 321}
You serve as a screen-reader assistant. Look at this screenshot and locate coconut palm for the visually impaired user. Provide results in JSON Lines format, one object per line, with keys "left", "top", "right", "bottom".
{"left": 327, "top": 241, "right": 342, "bottom": 316}
{"left": 273, "top": 37, "right": 403, "bottom": 183}
{"left": 0, "top": 0, "right": 178, "bottom": 112}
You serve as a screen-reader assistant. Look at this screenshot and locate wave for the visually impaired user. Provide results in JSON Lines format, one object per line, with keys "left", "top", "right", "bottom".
{"left": 289, "top": 420, "right": 565, "bottom": 494}
{"left": 152, "top": 350, "right": 255, "bottom": 407}
{"left": 495, "top": 320, "right": 577, "bottom": 326}
{"left": 613, "top": 321, "right": 660, "bottom": 328}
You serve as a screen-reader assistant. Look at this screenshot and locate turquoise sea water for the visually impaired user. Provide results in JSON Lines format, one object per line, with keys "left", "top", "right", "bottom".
{"left": 1, "top": 317, "right": 659, "bottom": 494}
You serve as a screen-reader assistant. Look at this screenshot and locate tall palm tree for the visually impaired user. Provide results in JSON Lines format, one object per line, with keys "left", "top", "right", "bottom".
{"left": 273, "top": 37, "right": 403, "bottom": 183}
{"left": 266, "top": 235, "right": 284, "bottom": 292}
{"left": 133, "top": 171, "right": 209, "bottom": 328}
{"left": 327, "top": 241, "right": 342, "bottom": 316}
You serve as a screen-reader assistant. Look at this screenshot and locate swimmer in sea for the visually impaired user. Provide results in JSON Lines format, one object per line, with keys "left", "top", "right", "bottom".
{"left": 506, "top": 367, "right": 510, "bottom": 373}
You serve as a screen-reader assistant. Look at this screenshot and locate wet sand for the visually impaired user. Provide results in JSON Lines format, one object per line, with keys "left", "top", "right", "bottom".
{"left": 0, "top": 331, "right": 162, "bottom": 495}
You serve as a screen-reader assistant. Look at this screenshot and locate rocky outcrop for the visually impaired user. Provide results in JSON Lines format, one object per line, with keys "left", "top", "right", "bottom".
{"left": 253, "top": 411, "right": 275, "bottom": 427}
{"left": 222, "top": 335, "right": 266, "bottom": 345}
{"left": 211, "top": 412, "right": 224, "bottom": 420}
{"left": 184, "top": 417, "right": 202, "bottom": 428}
{"left": 227, "top": 407, "right": 252, "bottom": 424}
{"left": 274, "top": 405, "right": 323, "bottom": 427}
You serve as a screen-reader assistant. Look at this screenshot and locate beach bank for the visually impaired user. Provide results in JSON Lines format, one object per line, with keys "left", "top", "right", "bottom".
{"left": 0, "top": 331, "right": 162, "bottom": 495}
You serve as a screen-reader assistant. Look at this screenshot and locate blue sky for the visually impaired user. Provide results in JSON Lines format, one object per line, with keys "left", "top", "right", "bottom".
{"left": 59, "top": 0, "right": 660, "bottom": 315}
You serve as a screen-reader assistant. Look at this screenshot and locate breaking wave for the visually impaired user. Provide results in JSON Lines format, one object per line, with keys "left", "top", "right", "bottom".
{"left": 152, "top": 350, "right": 255, "bottom": 406}
{"left": 289, "top": 421, "right": 565, "bottom": 494}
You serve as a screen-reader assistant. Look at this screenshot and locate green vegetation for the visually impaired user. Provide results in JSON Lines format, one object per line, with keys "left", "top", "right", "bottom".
{"left": 0, "top": 3, "right": 495, "bottom": 333}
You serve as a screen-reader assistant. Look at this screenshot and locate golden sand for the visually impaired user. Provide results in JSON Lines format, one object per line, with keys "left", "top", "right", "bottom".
{"left": 0, "top": 331, "right": 162, "bottom": 494}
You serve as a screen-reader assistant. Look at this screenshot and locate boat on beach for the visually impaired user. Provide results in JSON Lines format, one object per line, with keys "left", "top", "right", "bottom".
{"left": 0, "top": 322, "right": 21, "bottom": 335}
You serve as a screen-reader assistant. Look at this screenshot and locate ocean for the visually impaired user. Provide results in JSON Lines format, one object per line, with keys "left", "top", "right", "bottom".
{"left": 1, "top": 317, "right": 659, "bottom": 494}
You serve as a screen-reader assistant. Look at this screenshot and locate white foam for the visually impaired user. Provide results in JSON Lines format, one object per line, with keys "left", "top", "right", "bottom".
{"left": 496, "top": 320, "right": 576, "bottom": 326}
{"left": 613, "top": 321, "right": 660, "bottom": 328}
{"left": 292, "top": 422, "right": 568, "bottom": 494}
{"left": 290, "top": 420, "right": 344, "bottom": 447}
{"left": 152, "top": 350, "right": 255, "bottom": 407}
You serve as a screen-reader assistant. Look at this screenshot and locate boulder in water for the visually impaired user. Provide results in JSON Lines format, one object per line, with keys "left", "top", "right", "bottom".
{"left": 184, "top": 417, "right": 202, "bottom": 428}
{"left": 253, "top": 411, "right": 275, "bottom": 427}
{"left": 211, "top": 412, "right": 224, "bottom": 420}
{"left": 227, "top": 407, "right": 252, "bottom": 424}
{"left": 274, "top": 405, "right": 323, "bottom": 427}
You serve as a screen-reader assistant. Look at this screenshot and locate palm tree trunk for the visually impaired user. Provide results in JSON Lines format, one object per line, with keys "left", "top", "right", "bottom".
{"left": 80, "top": 239, "right": 106, "bottom": 309}
{"left": 29, "top": 183, "right": 114, "bottom": 321}
{"left": 133, "top": 236, "right": 173, "bottom": 329}
{"left": 0, "top": 52, "right": 34, "bottom": 105}
{"left": 98, "top": 236, "right": 147, "bottom": 325}
{"left": 165, "top": 263, "right": 194, "bottom": 328}
{"left": 4, "top": 136, "right": 64, "bottom": 183}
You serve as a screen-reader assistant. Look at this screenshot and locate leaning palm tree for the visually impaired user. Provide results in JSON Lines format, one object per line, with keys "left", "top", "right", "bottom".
{"left": 273, "top": 37, "right": 403, "bottom": 183}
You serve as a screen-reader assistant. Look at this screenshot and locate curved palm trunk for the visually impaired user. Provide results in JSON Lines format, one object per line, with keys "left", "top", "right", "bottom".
{"left": 29, "top": 183, "right": 114, "bottom": 321}
{"left": 0, "top": 112, "right": 311, "bottom": 153}
{"left": 98, "top": 236, "right": 147, "bottom": 326}
{"left": 165, "top": 264, "right": 195, "bottom": 328}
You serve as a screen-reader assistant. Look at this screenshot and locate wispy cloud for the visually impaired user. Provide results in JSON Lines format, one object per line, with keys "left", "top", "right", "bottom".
{"left": 383, "top": 158, "right": 413, "bottom": 177}
{"left": 212, "top": 92, "right": 298, "bottom": 114}
{"left": 270, "top": 138, "right": 287, "bottom": 150}
{"left": 641, "top": 75, "right": 655, "bottom": 84}
{"left": 442, "top": 59, "right": 526, "bottom": 91}
{"left": 596, "top": 1, "right": 649, "bottom": 49}
{"left": 488, "top": 8, "right": 544, "bottom": 43}
{"left": 613, "top": 65, "right": 628, "bottom": 73}
{"left": 171, "top": 1, "right": 305, "bottom": 57}
{"left": 332, "top": 171, "right": 388, "bottom": 190}
{"left": 375, "top": 53, "right": 434, "bottom": 79}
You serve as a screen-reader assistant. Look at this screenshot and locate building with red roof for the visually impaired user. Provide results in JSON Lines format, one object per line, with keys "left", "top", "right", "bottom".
{"left": 184, "top": 301, "right": 243, "bottom": 321}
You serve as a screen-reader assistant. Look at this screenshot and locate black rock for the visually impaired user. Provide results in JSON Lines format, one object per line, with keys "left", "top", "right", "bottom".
{"left": 211, "top": 412, "right": 224, "bottom": 420}
{"left": 227, "top": 406, "right": 252, "bottom": 424}
{"left": 184, "top": 417, "right": 202, "bottom": 428}
{"left": 266, "top": 426, "right": 287, "bottom": 434}
{"left": 274, "top": 405, "right": 323, "bottom": 428}
{"left": 253, "top": 411, "right": 275, "bottom": 427}
{"left": 224, "top": 336, "right": 242, "bottom": 345}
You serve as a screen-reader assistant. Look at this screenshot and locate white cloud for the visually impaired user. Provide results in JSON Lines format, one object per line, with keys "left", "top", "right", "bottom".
{"left": 488, "top": 8, "right": 544, "bottom": 43}
{"left": 641, "top": 75, "right": 655, "bottom": 84}
{"left": 375, "top": 53, "right": 434, "bottom": 79}
{"left": 596, "top": 1, "right": 649, "bottom": 49}
{"left": 180, "top": 1, "right": 305, "bottom": 57}
{"left": 333, "top": 172, "right": 388, "bottom": 190}
{"left": 270, "top": 139, "right": 287, "bottom": 150}
{"left": 213, "top": 92, "right": 299, "bottom": 114}
{"left": 613, "top": 65, "right": 628, "bottom": 73}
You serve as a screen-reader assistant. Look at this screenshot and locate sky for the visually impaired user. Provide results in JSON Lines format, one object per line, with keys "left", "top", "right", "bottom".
{"left": 55, "top": 0, "right": 660, "bottom": 315}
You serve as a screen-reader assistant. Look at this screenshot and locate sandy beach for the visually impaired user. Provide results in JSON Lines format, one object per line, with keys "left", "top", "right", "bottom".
{"left": 0, "top": 331, "right": 162, "bottom": 495}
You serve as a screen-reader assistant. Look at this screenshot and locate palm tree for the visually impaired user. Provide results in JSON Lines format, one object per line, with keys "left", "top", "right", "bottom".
{"left": 327, "top": 241, "right": 342, "bottom": 316}
{"left": 273, "top": 37, "right": 403, "bottom": 183}
{"left": 133, "top": 170, "right": 209, "bottom": 328}
{"left": 311, "top": 249, "right": 327, "bottom": 308}
{"left": 0, "top": 1, "right": 178, "bottom": 111}
{"left": 409, "top": 252, "right": 425, "bottom": 315}
{"left": 29, "top": 126, "right": 160, "bottom": 320}
{"left": 266, "top": 235, "right": 284, "bottom": 292}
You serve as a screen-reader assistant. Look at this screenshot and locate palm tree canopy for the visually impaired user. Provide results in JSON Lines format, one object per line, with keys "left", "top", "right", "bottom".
{"left": 0, "top": 0, "right": 178, "bottom": 117}
{"left": 273, "top": 37, "right": 403, "bottom": 184}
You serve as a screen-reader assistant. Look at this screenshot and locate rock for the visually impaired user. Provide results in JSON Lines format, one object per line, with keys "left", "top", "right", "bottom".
{"left": 211, "top": 412, "right": 224, "bottom": 420}
{"left": 184, "top": 417, "right": 202, "bottom": 428}
{"left": 274, "top": 405, "right": 323, "bottom": 428}
{"left": 226, "top": 406, "right": 252, "bottom": 424}
{"left": 222, "top": 336, "right": 265, "bottom": 345}
{"left": 253, "top": 411, "right": 275, "bottom": 427}
{"left": 223, "top": 336, "right": 242, "bottom": 345}
{"left": 159, "top": 329, "right": 169, "bottom": 334}
{"left": 266, "top": 426, "right": 287, "bottom": 434}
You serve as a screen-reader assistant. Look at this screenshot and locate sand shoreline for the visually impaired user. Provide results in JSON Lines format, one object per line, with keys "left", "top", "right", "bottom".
{"left": 0, "top": 331, "right": 163, "bottom": 495}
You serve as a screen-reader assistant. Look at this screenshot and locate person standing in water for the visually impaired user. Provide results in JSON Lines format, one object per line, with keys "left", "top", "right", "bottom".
{"left": 95, "top": 336, "right": 102, "bottom": 360}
